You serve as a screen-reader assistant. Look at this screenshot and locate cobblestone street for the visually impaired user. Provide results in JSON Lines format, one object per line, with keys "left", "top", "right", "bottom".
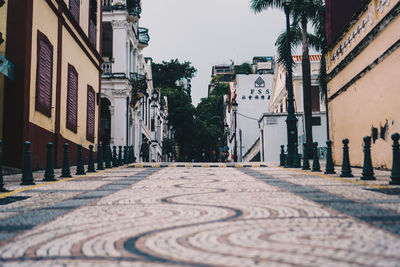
{"left": 1, "top": 165, "right": 400, "bottom": 266}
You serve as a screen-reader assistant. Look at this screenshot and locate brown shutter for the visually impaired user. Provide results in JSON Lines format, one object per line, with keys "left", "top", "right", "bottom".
{"left": 67, "top": 64, "right": 78, "bottom": 132}
{"left": 311, "top": 86, "right": 320, "bottom": 112}
{"left": 86, "top": 85, "right": 95, "bottom": 142}
{"left": 88, "top": 0, "right": 97, "bottom": 47}
{"left": 69, "top": 0, "right": 80, "bottom": 23}
{"left": 35, "top": 31, "right": 53, "bottom": 117}
{"left": 89, "top": 20, "right": 96, "bottom": 47}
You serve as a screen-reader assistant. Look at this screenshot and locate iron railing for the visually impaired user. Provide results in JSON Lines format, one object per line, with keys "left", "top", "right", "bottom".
{"left": 138, "top": 27, "right": 150, "bottom": 45}
{"left": 130, "top": 72, "right": 147, "bottom": 94}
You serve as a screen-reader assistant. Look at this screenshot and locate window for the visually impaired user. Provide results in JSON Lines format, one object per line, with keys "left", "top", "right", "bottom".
{"left": 35, "top": 31, "right": 53, "bottom": 117}
{"left": 69, "top": 0, "right": 80, "bottom": 23}
{"left": 312, "top": 116, "right": 321, "bottom": 126}
{"left": 89, "top": 0, "right": 97, "bottom": 47}
{"left": 311, "top": 86, "right": 321, "bottom": 111}
{"left": 86, "top": 85, "right": 95, "bottom": 142}
{"left": 67, "top": 64, "right": 78, "bottom": 132}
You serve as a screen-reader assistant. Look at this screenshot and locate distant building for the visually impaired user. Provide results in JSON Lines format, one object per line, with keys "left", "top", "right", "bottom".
{"left": 222, "top": 57, "right": 275, "bottom": 162}
{"left": 3, "top": 0, "right": 102, "bottom": 169}
{"left": 259, "top": 55, "right": 327, "bottom": 162}
{"left": 326, "top": 0, "right": 400, "bottom": 168}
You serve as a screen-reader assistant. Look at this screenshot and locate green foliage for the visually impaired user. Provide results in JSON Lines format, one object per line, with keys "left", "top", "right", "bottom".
{"left": 152, "top": 59, "right": 197, "bottom": 89}
{"left": 235, "top": 62, "right": 252, "bottom": 74}
{"left": 210, "top": 83, "right": 230, "bottom": 97}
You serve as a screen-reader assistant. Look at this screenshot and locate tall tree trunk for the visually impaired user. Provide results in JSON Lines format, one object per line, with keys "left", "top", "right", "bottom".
{"left": 320, "top": 53, "right": 330, "bottom": 140}
{"left": 301, "top": 16, "right": 314, "bottom": 158}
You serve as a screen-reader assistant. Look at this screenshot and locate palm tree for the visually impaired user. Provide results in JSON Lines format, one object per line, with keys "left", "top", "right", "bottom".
{"left": 251, "top": 0, "right": 324, "bottom": 157}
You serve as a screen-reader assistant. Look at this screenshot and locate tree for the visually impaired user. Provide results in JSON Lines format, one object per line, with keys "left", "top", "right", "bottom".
{"left": 152, "top": 59, "right": 197, "bottom": 89}
{"left": 250, "top": 0, "right": 324, "bottom": 157}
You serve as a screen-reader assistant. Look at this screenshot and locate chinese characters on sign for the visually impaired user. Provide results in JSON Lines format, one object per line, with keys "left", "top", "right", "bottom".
{"left": 241, "top": 77, "right": 270, "bottom": 100}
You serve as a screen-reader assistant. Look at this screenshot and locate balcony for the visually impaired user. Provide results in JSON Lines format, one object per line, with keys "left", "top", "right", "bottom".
{"left": 138, "top": 27, "right": 150, "bottom": 48}
{"left": 130, "top": 72, "right": 148, "bottom": 106}
{"left": 102, "top": 0, "right": 142, "bottom": 18}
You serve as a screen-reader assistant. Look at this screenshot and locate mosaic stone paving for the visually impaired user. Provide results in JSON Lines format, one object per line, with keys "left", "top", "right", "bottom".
{"left": 1, "top": 165, "right": 400, "bottom": 266}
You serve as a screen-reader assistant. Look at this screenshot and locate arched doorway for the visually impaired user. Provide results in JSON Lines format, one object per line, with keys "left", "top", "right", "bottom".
{"left": 100, "top": 97, "right": 111, "bottom": 147}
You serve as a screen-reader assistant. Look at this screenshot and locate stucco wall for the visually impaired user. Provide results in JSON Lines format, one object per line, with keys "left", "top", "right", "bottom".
{"left": 29, "top": 0, "right": 58, "bottom": 133}
{"left": 327, "top": 0, "right": 400, "bottom": 168}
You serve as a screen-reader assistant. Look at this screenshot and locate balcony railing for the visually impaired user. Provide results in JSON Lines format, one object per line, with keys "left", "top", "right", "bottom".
{"left": 102, "top": 0, "right": 142, "bottom": 17}
{"left": 130, "top": 72, "right": 147, "bottom": 94}
{"left": 138, "top": 27, "right": 150, "bottom": 46}
{"left": 102, "top": 61, "right": 112, "bottom": 75}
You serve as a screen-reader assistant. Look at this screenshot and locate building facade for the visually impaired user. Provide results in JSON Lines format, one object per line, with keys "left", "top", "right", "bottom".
{"left": 259, "top": 55, "right": 327, "bottom": 162}
{"left": 3, "top": 0, "right": 102, "bottom": 170}
{"left": 326, "top": 0, "right": 400, "bottom": 168}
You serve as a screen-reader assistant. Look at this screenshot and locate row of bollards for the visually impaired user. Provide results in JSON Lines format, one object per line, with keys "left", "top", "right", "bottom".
{"left": 1, "top": 141, "right": 135, "bottom": 189}
{"left": 279, "top": 133, "right": 400, "bottom": 185}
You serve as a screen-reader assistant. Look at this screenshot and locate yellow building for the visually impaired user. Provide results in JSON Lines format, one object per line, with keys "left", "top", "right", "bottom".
{"left": 326, "top": 0, "right": 400, "bottom": 168}
{"left": 3, "top": 0, "right": 102, "bottom": 170}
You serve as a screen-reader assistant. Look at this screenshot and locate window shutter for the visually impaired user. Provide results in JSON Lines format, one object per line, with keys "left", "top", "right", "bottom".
{"left": 89, "top": 0, "right": 97, "bottom": 47}
{"left": 69, "top": 0, "right": 80, "bottom": 23}
{"left": 89, "top": 20, "right": 96, "bottom": 47}
{"left": 67, "top": 64, "right": 78, "bottom": 132}
{"left": 86, "top": 86, "right": 95, "bottom": 142}
{"left": 311, "top": 86, "right": 321, "bottom": 112}
{"left": 35, "top": 31, "right": 53, "bottom": 117}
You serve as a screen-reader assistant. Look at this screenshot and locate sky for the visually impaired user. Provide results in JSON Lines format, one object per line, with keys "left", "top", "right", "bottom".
{"left": 140, "top": 0, "right": 286, "bottom": 106}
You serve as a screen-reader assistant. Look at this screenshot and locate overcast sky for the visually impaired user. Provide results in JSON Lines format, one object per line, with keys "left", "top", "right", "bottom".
{"left": 140, "top": 0, "right": 286, "bottom": 105}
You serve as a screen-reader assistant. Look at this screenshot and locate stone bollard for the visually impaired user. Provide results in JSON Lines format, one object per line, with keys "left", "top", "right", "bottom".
{"left": 87, "top": 145, "right": 96, "bottom": 173}
{"left": 43, "top": 143, "right": 56, "bottom": 181}
{"left": 361, "top": 136, "right": 376, "bottom": 180}
{"left": 105, "top": 145, "right": 112, "bottom": 169}
{"left": 76, "top": 144, "right": 86, "bottom": 175}
{"left": 390, "top": 133, "right": 400, "bottom": 185}
{"left": 61, "top": 143, "right": 72, "bottom": 178}
{"left": 124, "top": 146, "right": 129, "bottom": 164}
{"left": 0, "top": 140, "right": 6, "bottom": 192}
{"left": 21, "top": 141, "right": 35, "bottom": 185}
{"left": 302, "top": 143, "right": 310, "bottom": 170}
{"left": 293, "top": 143, "right": 301, "bottom": 168}
{"left": 325, "top": 140, "right": 336, "bottom": 174}
{"left": 97, "top": 144, "right": 104, "bottom": 170}
{"left": 118, "top": 146, "right": 123, "bottom": 166}
{"left": 312, "top": 142, "right": 321, "bottom": 172}
{"left": 279, "top": 145, "right": 286, "bottom": 167}
{"left": 112, "top": 146, "right": 118, "bottom": 167}
{"left": 340, "top": 139, "right": 353, "bottom": 177}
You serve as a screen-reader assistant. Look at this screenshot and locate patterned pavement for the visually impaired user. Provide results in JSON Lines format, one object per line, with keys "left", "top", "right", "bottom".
{"left": 1, "top": 164, "right": 400, "bottom": 266}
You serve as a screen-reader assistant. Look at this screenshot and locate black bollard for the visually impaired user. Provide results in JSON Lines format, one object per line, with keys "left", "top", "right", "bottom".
{"left": 312, "top": 142, "right": 321, "bottom": 172}
{"left": 112, "top": 146, "right": 118, "bottom": 167}
{"left": 61, "top": 143, "right": 72, "bottom": 178}
{"left": 21, "top": 141, "right": 35, "bottom": 185}
{"left": 43, "top": 142, "right": 56, "bottom": 181}
{"left": 76, "top": 144, "right": 86, "bottom": 175}
{"left": 87, "top": 144, "right": 96, "bottom": 173}
{"left": 0, "top": 140, "right": 7, "bottom": 192}
{"left": 293, "top": 143, "right": 301, "bottom": 168}
{"left": 279, "top": 145, "right": 286, "bottom": 167}
{"left": 390, "top": 133, "right": 400, "bottom": 185}
{"left": 361, "top": 136, "right": 376, "bottom": 180}
{"left": 131, "top": 146, "right": 135, "bottom": 163}
{"left": 325, "top": 140, "right": 336, "bottom": 174}
{"left": 124, "top": 146, "right": 129, "bottom": 164}
{"left": 118, "top": 146, "right": 123, "bottom": 166}
{"left": 302, "top": 143, "right": 310, "bottom": 170}
{"left": 97, "top": 144, "right": 104, "bottom": 170}
{"left": 105, "top": 144, "right": 112, "bottom": 168}
{"left": 340, "top": 139, "right": 353, "bottom": 177}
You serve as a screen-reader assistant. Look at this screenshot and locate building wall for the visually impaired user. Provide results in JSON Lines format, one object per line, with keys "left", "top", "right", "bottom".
{"left": 327, "top": 0, "right": 400, "bottom": 168}
{"left": 0, "top": 0, "right": 7, "bottom": 140}
{"left": 4, "top": 0, "right": 101, "bottom": 169}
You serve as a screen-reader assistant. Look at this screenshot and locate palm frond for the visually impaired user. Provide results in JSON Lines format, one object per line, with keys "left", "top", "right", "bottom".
{"left": 275, "top": 24, "right": 302, "bottom": 71}
{"left": 250, "top": 0, "right": 285, "bottom": 13}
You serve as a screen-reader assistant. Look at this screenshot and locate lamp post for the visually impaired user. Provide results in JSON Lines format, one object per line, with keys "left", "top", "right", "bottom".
{"left": 151, "top": 89, "right": 159, "bottom": 162}
{"left": 283, "top": 0, "right": 298, "bottom": 167}
{"left": 232, "top": 100, "right": 238, "bottom": 163}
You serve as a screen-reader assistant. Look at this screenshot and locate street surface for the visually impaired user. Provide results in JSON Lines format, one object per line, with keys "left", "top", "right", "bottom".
{"left": 1, "top": 164, "right": 400, "bottom": 266}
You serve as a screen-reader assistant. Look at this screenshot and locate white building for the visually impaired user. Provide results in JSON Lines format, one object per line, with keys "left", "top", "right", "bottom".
{"left": 259, "top": 55, "right": 328, "bottom": 162}
{"left": 223, "top": 57, "right": 275, "bottom": 162}
{"left": 100, "top": 0, "right": 167, "bottom": 162}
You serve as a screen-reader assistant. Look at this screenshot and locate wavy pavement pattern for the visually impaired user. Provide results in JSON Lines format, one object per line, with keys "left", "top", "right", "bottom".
{"left": 1, "top": 168, "right": 400, "bottom": 266}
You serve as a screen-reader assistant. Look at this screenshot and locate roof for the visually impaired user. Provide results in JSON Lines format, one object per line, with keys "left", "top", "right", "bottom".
{"left": 292, "top": 55, "right": 322, "bottom": 63}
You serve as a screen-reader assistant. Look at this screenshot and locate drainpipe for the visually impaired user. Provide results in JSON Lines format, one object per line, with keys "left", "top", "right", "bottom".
{"left": 126, "top": 97, "right": 129, "bottom": 147}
